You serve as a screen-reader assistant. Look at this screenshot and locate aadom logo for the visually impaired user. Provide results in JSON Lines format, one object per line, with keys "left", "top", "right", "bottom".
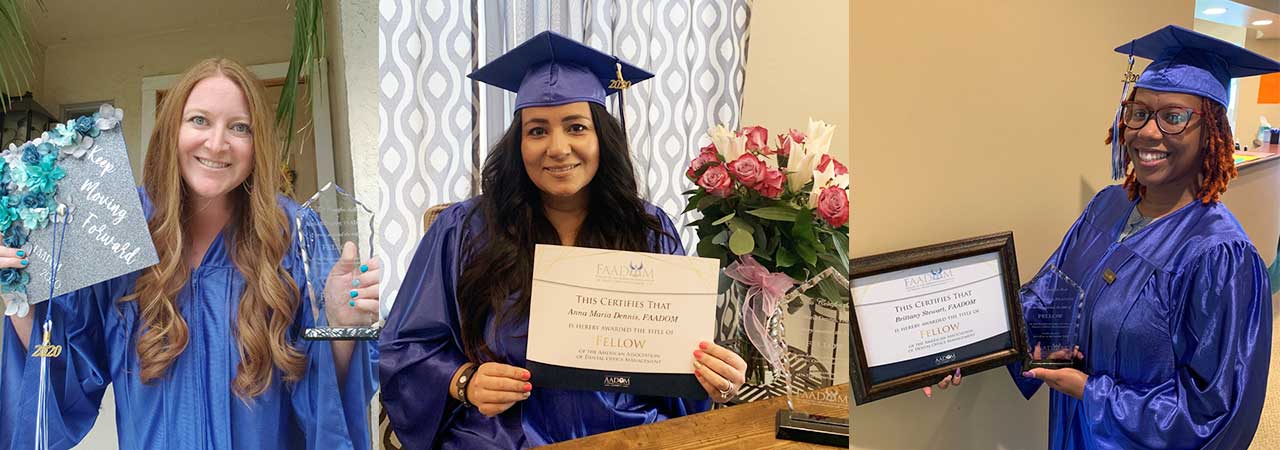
{"left": 904, "top": 267, "right": 955, "bottom": 291}
{"left": 603, "top": 375, "right": 632, "bottom": 388}
{"left": 934, "top": 353, "right": 956, "bottom": 366}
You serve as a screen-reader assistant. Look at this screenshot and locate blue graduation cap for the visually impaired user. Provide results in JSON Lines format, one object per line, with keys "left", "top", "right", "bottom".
{"left": 1109, "top": 25, "right": 1280, "bottom": 178}
{"left": 468, "top": 31, "right": 653, "bottom": 130}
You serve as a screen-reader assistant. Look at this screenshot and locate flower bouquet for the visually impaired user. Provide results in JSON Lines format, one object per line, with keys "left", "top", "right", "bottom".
{"left": 683, "top": 119, "right": 850, "bottom": 386}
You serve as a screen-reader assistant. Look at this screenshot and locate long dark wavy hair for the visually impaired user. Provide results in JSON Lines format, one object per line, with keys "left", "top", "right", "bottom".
{"left": 457, "top": 102, "right": 673, "bottom": 362}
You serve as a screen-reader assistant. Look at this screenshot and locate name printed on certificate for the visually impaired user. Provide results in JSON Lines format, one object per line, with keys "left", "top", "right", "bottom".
{"left": 526, "top": 244, "right": 719, "bottom": 398}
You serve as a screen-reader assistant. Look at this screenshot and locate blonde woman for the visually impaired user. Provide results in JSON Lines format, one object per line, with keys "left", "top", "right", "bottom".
{"left": 1, "top": 58, "right": 380, "bottom": 450}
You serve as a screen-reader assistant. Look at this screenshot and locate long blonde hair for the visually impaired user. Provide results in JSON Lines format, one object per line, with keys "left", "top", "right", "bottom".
{"left": 126, "top": 57, "right": 304, "bottom": 398}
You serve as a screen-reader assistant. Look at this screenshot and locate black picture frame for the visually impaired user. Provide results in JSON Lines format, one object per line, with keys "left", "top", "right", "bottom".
{"left": 847, "top": 231, "right": 1026, "bottom": 405}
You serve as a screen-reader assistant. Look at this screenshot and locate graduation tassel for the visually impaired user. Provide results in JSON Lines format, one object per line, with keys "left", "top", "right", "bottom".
{"left": 1112, "top": 49, "right": 1138, "bottom": 180}
{"left": 612, "top": 62, "right": 632, "bottom": 141}
{"left": 33, "top": 205, "right": 70, "bottom": 450}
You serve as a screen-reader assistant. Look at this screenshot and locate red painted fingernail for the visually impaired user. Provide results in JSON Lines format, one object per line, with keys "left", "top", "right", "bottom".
{"left": 694, "top": 369, "right": 702, "bottom": 377}
{"left": 694, "top": 350, "right": 704, "bottom": 359}
{"left": 699, "top": 341, "right": 709, "bottom": 350}
{"left": 524, "top": 383, "right": 533, "bottom": 392}
{"left": 522, "top": 371, "right": 531, "bottom": 380}
{"left": 923, "top": 386, "right": 932, "bottom": 398}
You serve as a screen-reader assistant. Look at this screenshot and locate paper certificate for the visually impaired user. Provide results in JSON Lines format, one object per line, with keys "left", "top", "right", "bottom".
{"left": 526, "top": 244, "right": 719, "bottom": 399}
{"left": 851, "top": 252, "right": 1011, "bottom": 372}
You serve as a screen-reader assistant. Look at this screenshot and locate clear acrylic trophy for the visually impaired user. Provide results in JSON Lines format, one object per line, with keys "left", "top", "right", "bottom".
{"left": 772, "top": 267, "right": 850, "bottom": 447}
{"left": 1020, "top": 264, "right": 1084, "bottom": 368}
{"left": 296, "top": 182, "right": 380, "bottom": 340}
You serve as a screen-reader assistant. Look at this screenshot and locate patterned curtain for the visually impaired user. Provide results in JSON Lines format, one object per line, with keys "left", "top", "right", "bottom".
{"left": 377, "top": 0, "right": 753, "bottom": 309}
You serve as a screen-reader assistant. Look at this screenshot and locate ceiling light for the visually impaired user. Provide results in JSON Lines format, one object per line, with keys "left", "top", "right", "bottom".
{"left": 1253, "top": 19, "right": 1274, "bottom": 26}
{"left": 1204, "top": 7, "right": 1228, "bottom": 15}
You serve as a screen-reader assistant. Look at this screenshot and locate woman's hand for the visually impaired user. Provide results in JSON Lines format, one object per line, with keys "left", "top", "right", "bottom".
{"left": 469, "top": 363, "right": 533, "bottom": 417}
{"left": 1022, "top": 367, "right": 1088, "bottom": 400}
{"left": 925, "top": 368, "right": 964, "bottom": 398}
{"left": 323, "top": 242, "right": 381, "bottom": 327}
{"left": 0, "top": 243, "right": 32, "bottom": 348}
{"left": 692, "top": 341, "right": 747, "bottom": 403}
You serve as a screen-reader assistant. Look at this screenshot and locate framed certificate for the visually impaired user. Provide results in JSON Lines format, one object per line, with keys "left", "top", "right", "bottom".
{"left": 526, "top": 244, "right": 720, "bottom": 399}
{"left": 847, "top": 232, "right": 1026, "bottom": 404}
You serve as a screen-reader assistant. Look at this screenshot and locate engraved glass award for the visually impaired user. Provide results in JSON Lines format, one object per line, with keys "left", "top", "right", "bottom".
{"left": 297, "top": 182, "right": 380, "bottom": 340}
{"left": 1019, "top": 264, "right": 1084, "bottom": 368}
{"left": 773, "top": 267, "right": 849, "bottom": 448}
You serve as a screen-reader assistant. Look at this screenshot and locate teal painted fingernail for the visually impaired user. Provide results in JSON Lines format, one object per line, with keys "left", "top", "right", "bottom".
{"left": 16, "top": 250, "right": 23, "bottom": 257}
{"left": 359, "top": 264, "right": 369, "bottom": 273}
{"left": 349, "top": 300, "right": 356, "bottom": 307}
{"left": 352, "top": 279, "right": 360, "bottom": 287}
{"left": 20, "top": 259, "right": 27, "bottom": 266}
{"left": 349, "top": 290, "right": 358, "bottom": 298}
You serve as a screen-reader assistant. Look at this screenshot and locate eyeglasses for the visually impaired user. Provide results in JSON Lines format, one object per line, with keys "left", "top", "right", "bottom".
{"left": 1119, "top": 101, "right": 1201, "bottom": 135}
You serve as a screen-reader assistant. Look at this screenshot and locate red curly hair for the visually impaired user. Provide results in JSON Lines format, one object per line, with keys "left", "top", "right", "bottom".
{"left": 1104, "top": 92, "right": 1236, "bottom": 203}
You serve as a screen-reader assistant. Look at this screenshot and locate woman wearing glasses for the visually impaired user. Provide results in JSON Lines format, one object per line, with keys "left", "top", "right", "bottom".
{"left": 935, "top": 25, "right": 1272, "bottom": 450}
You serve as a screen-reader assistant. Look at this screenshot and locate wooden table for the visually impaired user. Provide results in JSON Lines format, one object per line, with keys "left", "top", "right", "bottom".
{"left": 541, "top": 384, "right": 850, "bottom": 449}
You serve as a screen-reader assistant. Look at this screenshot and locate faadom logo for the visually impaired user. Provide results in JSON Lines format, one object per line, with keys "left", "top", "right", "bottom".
{"left": 603, "top": 375, "right": 631, "bottom": 388}
{"left": 904, "top": 267, "right": 955, "bottom": 291}
{"left": 934, "top": 353, "right": 956, "bottom": 366}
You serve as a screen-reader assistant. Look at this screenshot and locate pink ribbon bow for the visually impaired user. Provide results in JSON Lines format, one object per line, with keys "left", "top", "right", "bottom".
{"left": 724, "top": 255, "right": 797, "bottom": 374}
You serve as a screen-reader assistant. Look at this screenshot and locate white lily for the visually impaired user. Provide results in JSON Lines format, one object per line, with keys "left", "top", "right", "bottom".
{"left": 708, "top": 125, "right": 747, "bottom": 162}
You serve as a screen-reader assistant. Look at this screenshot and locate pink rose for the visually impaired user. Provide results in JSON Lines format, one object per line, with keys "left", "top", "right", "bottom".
{"left": 788, "top": 128, "right": 806, "bottom": 144}
{"left": 726, "top": 153, "right": 766, "bottom": 187}
{"left": 741, "top": 125, "right": 769, "bottom": 152}
{"left": 816, "top": 186, "right": 849, "bottom": 227}
{"left": 755, "top": 167, "right": 785, "bottom": 199}
{"left": 697, "top": 165, "right": 734, "bottom": 198}
{"left": 699, "top": 142, "right": 717, "bottom": 156}
{"left": 776, "top": 134, "right": 792, "bottom": 157}
{"left": 817, "top": 154, "right": 848, "bottom": 176}
{"left": 687, "top": 150, "right": 720, "bottom": 180}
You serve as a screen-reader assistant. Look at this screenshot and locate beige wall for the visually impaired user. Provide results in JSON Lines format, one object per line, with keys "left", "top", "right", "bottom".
{"left": 326, "top": 0, "right": 380, "bottom": 258}
{"left": 850, "top": 1, "right": 1197, "bottom": 449}
{"left": 742, "top": 0, "right": 849, "bottom": 165}
{"left": 40, "top": 17, "right": 293, "bottom": 178}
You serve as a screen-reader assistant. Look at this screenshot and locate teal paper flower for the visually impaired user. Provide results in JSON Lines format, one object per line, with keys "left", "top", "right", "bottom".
{"left": 73, "top": 115, "right": 100, "bottom": 138}
{"left": 48, "top": 123, "right": 77, "bottom": 147}
{"left": 25, "top": 159, "right": 65, "bottom": 194}
{"left": 18, "top": 206, "right": 50, "bottom": 229}
{"left": 7, "top": 163, "right": 29, "bottom": 194}
{"left": 0, "top": 196, "right": 14, "bottom": 231}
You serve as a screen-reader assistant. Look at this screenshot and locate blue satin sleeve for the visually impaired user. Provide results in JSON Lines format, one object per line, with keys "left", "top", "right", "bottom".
{"left": 287, "top": 206, "right": 377, "bottom": 450}
{"left": 378, "top": 204, "right": 470, "bottom": 450}
{"left": 1, "top": 275, "right": 129, "bottom": 450}
{"left": 1080, "top": 241, "right": 1270, "bottom": 449}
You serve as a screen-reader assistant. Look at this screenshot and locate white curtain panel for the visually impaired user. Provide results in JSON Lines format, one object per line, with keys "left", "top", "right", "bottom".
{"left": 377, "top": 0, "right": 752, "bottom": 309}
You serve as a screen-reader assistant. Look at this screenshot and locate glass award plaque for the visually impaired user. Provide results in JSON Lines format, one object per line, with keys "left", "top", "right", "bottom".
{"left": 773, "top": 267, "right": 849, "bottom": 448}
{"left": 1020, "top": 264, "right": 1084, "bottom": 369}
{"left": 296, "top": 182, "right": 380, "bottom": 340}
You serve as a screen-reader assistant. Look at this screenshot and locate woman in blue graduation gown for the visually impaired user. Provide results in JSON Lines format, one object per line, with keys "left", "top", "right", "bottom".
{"left": 379, "top": 32, "right": 748, "bottom": 449}
{"left": 0, "top": 58, "right": 380, "bottom": 449}
{"left": 939, "top": 25, "right": 1272, "bottom": 450}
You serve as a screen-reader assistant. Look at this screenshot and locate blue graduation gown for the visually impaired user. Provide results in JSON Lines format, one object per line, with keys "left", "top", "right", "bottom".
{"left": 379, "top": 199, "right": 710, "bottom": 450}
{"left": 0, "top": 192, "right": 377, "bottom": 450}
{"left": 1012, "top": 186, "right": 1271, "bottom": 450}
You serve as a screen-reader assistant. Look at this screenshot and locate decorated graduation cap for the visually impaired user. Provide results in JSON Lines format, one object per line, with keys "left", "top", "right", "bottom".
{"left": 468, "top": 30, "right": 653, "bottom": 132}
{"left": 1109, "top": 24, "right": 1280, "bottom": 179}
